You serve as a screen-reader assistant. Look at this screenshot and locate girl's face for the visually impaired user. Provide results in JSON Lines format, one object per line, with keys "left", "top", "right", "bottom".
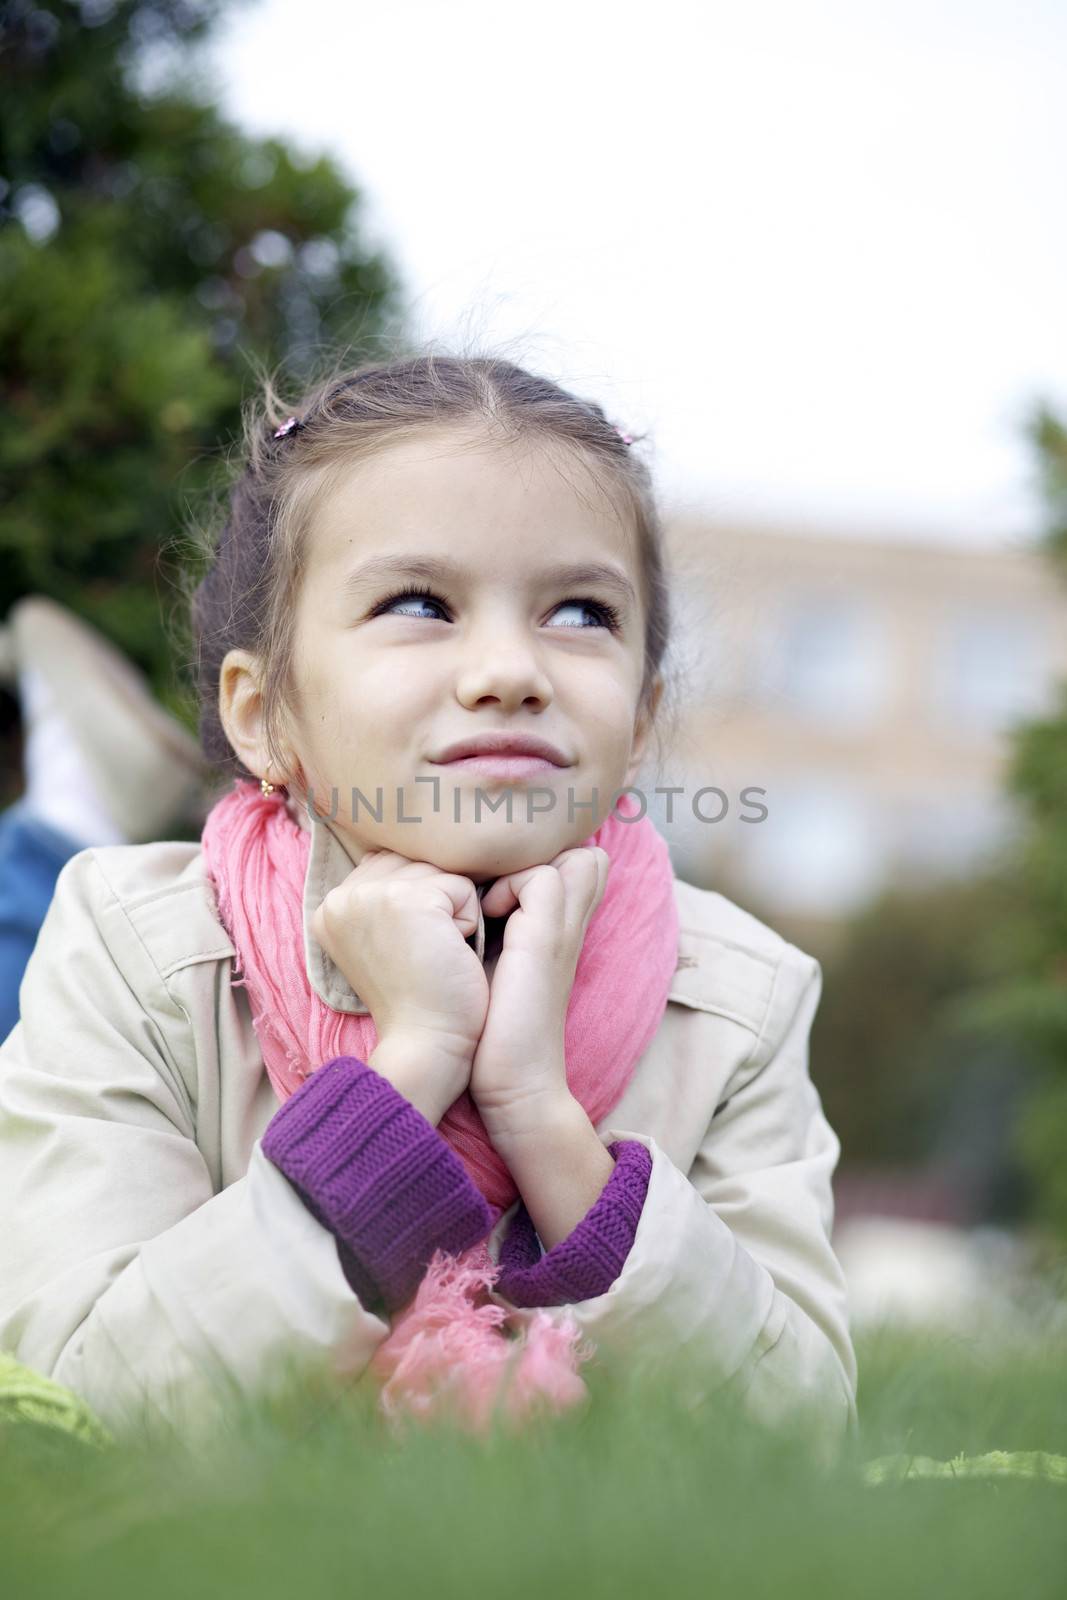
{"left": 242, "top": 426, "right": 660, "bottom": 882}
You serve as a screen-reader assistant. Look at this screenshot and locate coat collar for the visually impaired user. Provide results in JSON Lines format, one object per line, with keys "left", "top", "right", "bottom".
{"left": 293, "top": 795, "right": 486, "bottom": 1014}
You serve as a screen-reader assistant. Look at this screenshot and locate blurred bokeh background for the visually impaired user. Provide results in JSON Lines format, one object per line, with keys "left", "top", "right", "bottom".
{"left": 3, "top": 0, "right": 1067, "bottom": 1342}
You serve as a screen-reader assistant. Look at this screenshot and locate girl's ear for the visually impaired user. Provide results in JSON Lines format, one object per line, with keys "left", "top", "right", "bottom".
{"left": 218, "top": 648, "right": 272, "bottom": 780}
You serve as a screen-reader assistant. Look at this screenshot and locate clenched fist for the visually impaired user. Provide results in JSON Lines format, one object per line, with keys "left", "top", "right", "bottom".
{"left": 309, "top": 848, "right": 491, "bottom": 1118}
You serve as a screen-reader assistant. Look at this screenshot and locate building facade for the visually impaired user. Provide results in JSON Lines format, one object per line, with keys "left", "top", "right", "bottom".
{"left": 643, "top": 517, "right": 1067, "bottom": 945}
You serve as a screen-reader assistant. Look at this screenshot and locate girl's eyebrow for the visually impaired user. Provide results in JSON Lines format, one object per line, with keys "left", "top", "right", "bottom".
{"left": 341, "top": 553, "right": 637, "bottom": 607}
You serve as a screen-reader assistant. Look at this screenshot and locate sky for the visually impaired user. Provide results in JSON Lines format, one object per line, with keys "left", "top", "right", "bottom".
{"left": 202, "top": 0, "right": 1067, "bottom": 548}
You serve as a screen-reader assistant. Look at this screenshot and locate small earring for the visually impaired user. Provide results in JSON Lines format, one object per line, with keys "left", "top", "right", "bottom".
{"left": 260, "top": 767, "right": 275, "bottom": 797}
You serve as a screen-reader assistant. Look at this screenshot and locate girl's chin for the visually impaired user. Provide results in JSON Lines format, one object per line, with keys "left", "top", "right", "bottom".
{"left": 434, "top": 849, "right": 558, "bottom": 884}
{"left": 306, "top": 810, "right": 568, "bottom": 878}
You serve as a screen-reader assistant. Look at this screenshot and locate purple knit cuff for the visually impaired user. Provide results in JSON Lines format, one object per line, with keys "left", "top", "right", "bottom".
{"left": 260, "top": 1055, "right": 495, "bottom": 1315}
{"left": 493, "top": 1139, "right": 653, "bottom": 1308}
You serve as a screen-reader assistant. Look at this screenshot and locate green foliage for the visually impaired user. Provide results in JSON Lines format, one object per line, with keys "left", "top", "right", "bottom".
{"left": 945, "top": 399, "right": 1067, "bottom": 1243}
{"left": 0, "top": 0, "right": 404, "bottom": 736}
{"left": 1027, "top": 400, "right": 1067, "bottom": 565}
{"left": 810, "top": 869, "right": 1039, "bottom": 1218}
{"left": 808, "top": 401, "right": 1067, "bottom": 1243}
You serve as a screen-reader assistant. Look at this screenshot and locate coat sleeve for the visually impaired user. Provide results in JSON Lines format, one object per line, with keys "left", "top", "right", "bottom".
{"left": 506, "top": 948, "right": 858, "bottom": 1461}
{"left": 0, "top": 849, "right": 398, "bottom": 1443}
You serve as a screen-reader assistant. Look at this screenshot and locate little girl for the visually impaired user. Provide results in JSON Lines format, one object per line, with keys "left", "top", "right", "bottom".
{"left": 0, "top": 352, "right": 857, "bottom": 1458}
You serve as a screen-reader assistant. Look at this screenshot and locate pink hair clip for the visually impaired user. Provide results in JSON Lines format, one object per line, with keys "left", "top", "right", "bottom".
{"left": 273, "top": 415, "right": 301, "bottom": 439}
{"left": 615, "top": 426, "right": 634, "bottom": 445}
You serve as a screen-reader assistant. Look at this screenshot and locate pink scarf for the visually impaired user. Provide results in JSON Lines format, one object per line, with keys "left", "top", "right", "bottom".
{"left": 202, "top": 779, "right": 678, "bottom": 1435}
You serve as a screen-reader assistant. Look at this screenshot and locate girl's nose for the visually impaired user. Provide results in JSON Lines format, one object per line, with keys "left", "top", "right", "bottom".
{"left": 454, "top": 640, "right": 554, "bottom": 710}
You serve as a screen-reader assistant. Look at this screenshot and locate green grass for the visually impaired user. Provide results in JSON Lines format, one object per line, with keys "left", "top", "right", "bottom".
{"left": 1, "top": 1323, "right": 1065, "bottom": 1600}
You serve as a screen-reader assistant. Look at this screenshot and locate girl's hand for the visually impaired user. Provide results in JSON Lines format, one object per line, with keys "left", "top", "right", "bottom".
{"left": 468, "top": 846, "right": 610, "bottom": 1150}
{"left": 310, "top": 849, "right": 490, "bottom": 1107}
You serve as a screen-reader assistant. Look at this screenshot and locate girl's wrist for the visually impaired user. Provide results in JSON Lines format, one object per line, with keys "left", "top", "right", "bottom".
{"left": 368, "top": 1032, "right": 471, "bottom": 1126}
{"left": 477, "top": 1083, "right": 582, "bottom": 1158}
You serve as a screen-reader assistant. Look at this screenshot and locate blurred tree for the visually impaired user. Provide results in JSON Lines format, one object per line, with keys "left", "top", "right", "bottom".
{"left": 947, "top": 401, "right": 1067, "bottom": 1245}
{"left": 807, "top": 868, "right": 1038, "bottom": 1225}
{"left": 813, "top": 402, "right": 1067, "bottom": 1243}
{"left": 756, "top": 407, "right": 1067, "bottom": 1244}
{"left": 0, "top": 0, "right": 404, "bottom": 784}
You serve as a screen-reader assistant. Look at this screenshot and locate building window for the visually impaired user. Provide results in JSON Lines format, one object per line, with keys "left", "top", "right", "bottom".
{"left": 737, "top": 777, "right": 885, "bottom": 916}
{"left": 929, "top": 609, "right": 1052, "bottom": 736}
{"left": 755, "top": 592, "right": 889, "bottom": 727}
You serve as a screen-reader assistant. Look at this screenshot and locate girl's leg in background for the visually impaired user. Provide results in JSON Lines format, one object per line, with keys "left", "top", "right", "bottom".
{"left": 0, "top": 799, "right": 82, "bottom": 1042}
{"left": 0, "top": 597, "right": 211, "bottom": 1044}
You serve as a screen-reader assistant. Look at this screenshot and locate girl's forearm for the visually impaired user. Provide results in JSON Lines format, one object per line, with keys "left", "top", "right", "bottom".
{"left": 368, "top": 1032, "right": 469, "bottom": 1127}
{"left": 492, "top": 1093, "right": 618, "bottom": 1252}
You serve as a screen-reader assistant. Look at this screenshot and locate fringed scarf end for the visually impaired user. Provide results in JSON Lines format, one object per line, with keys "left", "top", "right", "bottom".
{"left": 368, "top": 1244, "right": 595, "bottom": 1437}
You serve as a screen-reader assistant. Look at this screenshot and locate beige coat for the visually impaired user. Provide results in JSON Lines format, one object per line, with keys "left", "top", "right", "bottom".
{"left": 0, "top": 804, "right": 858, "bottom": 1456}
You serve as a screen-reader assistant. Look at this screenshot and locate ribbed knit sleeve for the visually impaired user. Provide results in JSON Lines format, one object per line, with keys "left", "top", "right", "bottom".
{"left": 259, "top": 1056, "right": 495, "bottom": 1316}
{"left": 493, "top": 1139, "right": 652, "bottom": 1308}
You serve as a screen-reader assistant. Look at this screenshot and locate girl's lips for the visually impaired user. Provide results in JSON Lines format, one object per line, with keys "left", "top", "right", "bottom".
{"left": 431, "top": 755, "right": 563, "bottom": 779}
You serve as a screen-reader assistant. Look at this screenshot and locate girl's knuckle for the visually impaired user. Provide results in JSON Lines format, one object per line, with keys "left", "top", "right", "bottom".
{"left": 319, "top": 887, "right": 344, "bottom": 920}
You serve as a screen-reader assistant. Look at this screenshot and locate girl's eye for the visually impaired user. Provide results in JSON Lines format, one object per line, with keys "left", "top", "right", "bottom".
{"left": 371, "top": 584, "right": 448, "bottom": 622}
{"left": 547, "top": 598, "right": 623, "bottom": 631}
{"left": 370, "top": 584, "right": 622, "bottom": 632}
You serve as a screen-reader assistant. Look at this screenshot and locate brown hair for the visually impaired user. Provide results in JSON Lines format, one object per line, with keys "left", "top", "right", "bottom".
{"left": 179, "top": 343, "right": 679, "bottom": 792}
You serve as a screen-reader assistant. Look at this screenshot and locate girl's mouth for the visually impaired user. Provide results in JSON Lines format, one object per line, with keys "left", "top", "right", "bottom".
{"left": 431, "top": 755, "right": 563, "bottom": 780}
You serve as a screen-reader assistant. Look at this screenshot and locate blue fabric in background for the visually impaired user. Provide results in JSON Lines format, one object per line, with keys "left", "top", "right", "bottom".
{"left": 0, "top": 799, "right": 80, "bottom": 1043}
